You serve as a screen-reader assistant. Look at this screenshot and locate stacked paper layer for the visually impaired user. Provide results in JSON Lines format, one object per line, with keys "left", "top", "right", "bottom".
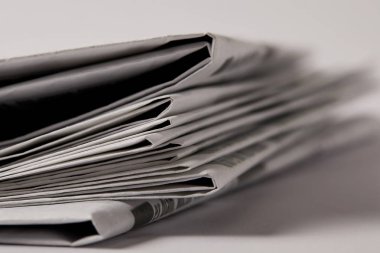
{"left": 0, "top": 34, "right": 376, "bottom": 246}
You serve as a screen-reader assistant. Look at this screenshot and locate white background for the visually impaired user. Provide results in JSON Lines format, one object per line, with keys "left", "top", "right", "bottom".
{"left": 1, "top": 0, "right": 380, "bottom": 252}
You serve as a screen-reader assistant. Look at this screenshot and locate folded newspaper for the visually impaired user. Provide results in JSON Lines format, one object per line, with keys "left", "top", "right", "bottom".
{"left": 0, "top": 33, "right": 377, "bottom": 246}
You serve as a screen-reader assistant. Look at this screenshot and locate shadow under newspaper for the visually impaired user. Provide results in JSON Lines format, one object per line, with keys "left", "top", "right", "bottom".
{"left": 93, "top": 135, "right": 380, "bottom": 249}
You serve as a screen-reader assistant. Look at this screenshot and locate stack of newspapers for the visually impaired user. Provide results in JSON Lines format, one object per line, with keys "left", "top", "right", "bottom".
{"left": 0, "top": 34, "right": 376, "bottom": 246}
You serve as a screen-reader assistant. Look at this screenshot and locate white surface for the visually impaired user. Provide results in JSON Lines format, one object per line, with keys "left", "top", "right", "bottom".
{"left": 1, "top": 0, "right": 380, "bottom": 252}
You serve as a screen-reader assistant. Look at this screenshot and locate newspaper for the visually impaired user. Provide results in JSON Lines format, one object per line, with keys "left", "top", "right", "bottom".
{"left": 0, "top": 33, "right": 375, "bottom": 247}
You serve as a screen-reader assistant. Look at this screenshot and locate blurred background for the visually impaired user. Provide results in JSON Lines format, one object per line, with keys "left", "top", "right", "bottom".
{"left": 0, "top": 0, "right": 379, "bottom": 252}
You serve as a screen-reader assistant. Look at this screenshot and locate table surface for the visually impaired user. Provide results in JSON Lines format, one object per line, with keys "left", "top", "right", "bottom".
{"left": 1, "top": 1, "right": 380, "bottom": 252}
